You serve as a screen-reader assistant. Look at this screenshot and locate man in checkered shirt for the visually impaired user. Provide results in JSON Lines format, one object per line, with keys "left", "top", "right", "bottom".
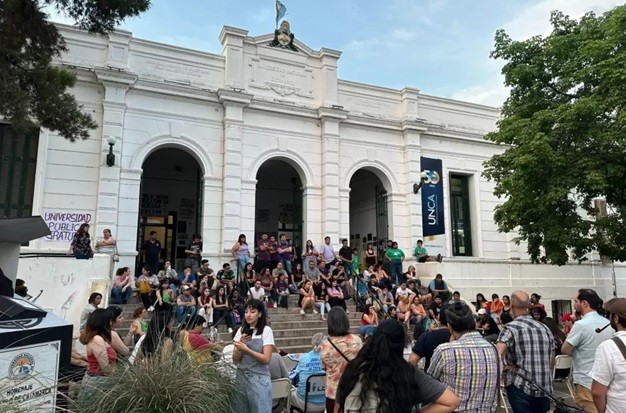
{"left": 497, "top": 290, "right": 555, "bottom": 413}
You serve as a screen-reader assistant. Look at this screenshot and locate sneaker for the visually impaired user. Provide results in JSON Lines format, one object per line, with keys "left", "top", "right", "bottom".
{"left": 228, "top": 327, "right": 233, "bottom": 334}
{"left": 148, "top": 306, "right": 155, "bottom": 312}
{"left": 321, "top": 316, "right": 326, "bottom": 321}
{"left": 300, "top": 309, "right": 305, "bottom": 315}
{"left": 313, "top": 310, "right": 318, "bottom": 314}
{"left": 436, "top": 254, "right": 443, "bottom": 263}
{"left": 346, "top": 309, "right": 350, "bottom": 314}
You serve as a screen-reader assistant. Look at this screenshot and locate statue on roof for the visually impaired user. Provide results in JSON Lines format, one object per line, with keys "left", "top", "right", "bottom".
{"left": 269, "top": 20, "right": 298, "bottom": 52}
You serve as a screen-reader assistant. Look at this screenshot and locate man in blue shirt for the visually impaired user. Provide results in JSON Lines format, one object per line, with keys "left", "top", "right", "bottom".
{"left": 142, "top": 231, "right": 161, "bottom": 275}
{"left": 562, "top": 289, "right": 615, "bottom": 412}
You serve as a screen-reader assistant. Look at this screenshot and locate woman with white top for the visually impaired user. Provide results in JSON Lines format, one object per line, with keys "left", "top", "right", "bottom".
{"left": 232, "top": 299, "right": 275, "bottom": 413}
{"left": 95, "top": 228, "right": 117, "bottom": 255}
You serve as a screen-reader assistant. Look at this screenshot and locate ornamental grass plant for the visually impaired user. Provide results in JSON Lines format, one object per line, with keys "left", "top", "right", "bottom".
{"left": 68, "top": 351, "right": 238, "bottom": 413}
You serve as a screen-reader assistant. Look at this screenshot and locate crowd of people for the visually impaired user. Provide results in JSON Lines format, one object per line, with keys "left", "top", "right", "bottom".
{"left": 70, "top": 227, "right": 626, "bottom": 413}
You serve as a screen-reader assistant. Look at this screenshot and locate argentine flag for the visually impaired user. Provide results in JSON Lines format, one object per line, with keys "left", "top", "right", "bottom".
{"left": 276, "top": 0, "right": 287, "bottom": 28}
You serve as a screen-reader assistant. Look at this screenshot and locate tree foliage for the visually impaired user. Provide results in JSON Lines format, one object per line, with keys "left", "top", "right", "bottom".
{"left": 0, "top": 0, "right": 149, "bottom": 141}
{"left": 484, "top": 6, "right": 626, "bottom": 265}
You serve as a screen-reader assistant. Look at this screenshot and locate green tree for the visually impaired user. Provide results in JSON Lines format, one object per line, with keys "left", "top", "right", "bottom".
{"left": 0, "top": 0, "right": 150, "bottom": 142}
{"left": 484, "top": 6, "right": 626, "bottom": 265}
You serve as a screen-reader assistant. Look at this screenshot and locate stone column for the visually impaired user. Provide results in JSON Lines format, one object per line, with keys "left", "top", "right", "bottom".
{"left": 218, "top": 89, "right": 253, "bottom": 256}
{"left": 303, "top": 185, "right": 323, "bottom": 246}
{"left": 318, "top": 107, "right": 347, "bottom": 244}
{"left": 400, "top": 87, "right": 428, "bottom": 259}
{"left": 202, "top": 176, "right": 224, "bottom": 260}
{"left": 94, "top": 70, "right": 137, "bottom": 270}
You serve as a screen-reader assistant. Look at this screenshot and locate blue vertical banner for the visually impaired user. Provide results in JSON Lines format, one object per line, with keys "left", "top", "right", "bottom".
{"left": 420, "top": 157, "right": 446, "bottom": 255}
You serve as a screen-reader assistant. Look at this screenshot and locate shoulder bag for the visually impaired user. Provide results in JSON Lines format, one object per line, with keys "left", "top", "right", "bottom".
{"left": 612, "top": 336, "right": 626, "bottom": 362}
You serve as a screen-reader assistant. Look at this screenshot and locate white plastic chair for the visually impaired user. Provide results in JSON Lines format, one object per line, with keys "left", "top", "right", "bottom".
{"left": 271, "top": 377, "right": 292, "bottom": 412}
{"left": 553, "top": 354, "right": 575, "bottom": 399}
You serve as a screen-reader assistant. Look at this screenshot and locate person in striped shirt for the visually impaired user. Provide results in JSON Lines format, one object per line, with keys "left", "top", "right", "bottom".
{"left": 428, "top": 302, "right": 500, "bottom": 412}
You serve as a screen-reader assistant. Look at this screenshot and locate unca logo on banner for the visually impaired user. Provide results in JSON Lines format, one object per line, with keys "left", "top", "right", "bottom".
{"left": 9, "top": 353, "right": 35, "bottom": 380}
{"left": 423, "top": 169, "right": 441, "bottom": 185}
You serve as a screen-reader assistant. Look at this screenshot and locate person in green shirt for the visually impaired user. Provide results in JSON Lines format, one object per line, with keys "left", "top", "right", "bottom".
{"left": 217, "top": 263, "right": 236, "bottom": 294}
{"left": 413, "top": 239, "right": 442, "bottom": 263}
{"left": 351, "top": 248, "right": 360, "bottom": 275}
{"left": 385, "top": 241, "right": 405, "bottom": 285}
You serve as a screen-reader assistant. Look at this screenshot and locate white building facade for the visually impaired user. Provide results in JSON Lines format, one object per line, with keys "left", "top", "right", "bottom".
{"left": 7, "top": 24, "right": 624, "bottom": 323}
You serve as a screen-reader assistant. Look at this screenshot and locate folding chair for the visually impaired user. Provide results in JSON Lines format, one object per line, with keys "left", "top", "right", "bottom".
{"left": 271, "top": 377, "right": 292, "bottom": 412}
{"left": 290, "top": 373, "right": 326, "bottom": 413}
{"left": 553, "top": 354, "right": 575, "bottom": 399}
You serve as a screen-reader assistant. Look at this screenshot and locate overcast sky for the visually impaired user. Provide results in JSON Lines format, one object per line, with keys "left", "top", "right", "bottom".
{"left": 48, "top": 0, "right": 622, "bottom": 107}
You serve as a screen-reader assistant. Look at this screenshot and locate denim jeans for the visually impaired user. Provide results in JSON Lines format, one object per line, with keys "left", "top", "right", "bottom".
{"left": 111, "top": 287, "right": 132, "bottom": 304}
{"left": 359, "top": 325, "right": 376, "bottom": 336}
{"left": 237, "top": 256, "right": 249, "bottom": 276}
{"left": 505, "top": 385, "right": 550, "bottom": 413}
{"left": 233, "top": 371, "right": 272, "bottom": 413}
{"left": 176, "top": 305, "right": 196, "bottom": 323}
{"left": 389, "top": 260, "right": 403, "bottom": 285}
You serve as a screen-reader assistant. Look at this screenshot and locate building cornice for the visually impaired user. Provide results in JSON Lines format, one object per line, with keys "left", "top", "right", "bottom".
{"left": 217, "top": 89, "right": 253, "bottom": 107}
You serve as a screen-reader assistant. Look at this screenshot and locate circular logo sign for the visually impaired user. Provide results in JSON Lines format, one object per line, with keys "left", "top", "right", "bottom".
{"left": 9, "top": 353, "right": 35, "bottom": 380}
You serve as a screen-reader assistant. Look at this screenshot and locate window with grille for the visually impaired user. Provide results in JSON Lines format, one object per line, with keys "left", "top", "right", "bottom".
{"left": 0, "top": 125, "right": 39, "bottom": 218}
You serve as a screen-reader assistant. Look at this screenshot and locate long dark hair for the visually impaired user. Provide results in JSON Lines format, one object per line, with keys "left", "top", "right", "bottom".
{"left": 141, "top": 311, "right": 173, "bottom": 358}
{"left": 237, "top": 234, "right": 247, "bottom": 245}
{"left": 241, "top": 299, "right": 268, "bottom": 334}
{"left": 77, "top": 223, "right": 90, "bottom": 237}
{"left": 80, "top": 308, "right": 112, "bottom": 344}
{"left": 336, "top": 319, "right": 419, "bottom": 413}
{"left": 215, "top": 286, "right": 227, "bottom": 305}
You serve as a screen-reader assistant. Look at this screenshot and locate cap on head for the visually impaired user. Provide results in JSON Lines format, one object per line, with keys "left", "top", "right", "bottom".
{"left": 560, "top": 313, "right": 573, "bottom": 322}
{"left": 604, "top": 298, "right": 626, "bottom": 318}
{"left": 477, "top": 308, "right": 487, "bottom": 315}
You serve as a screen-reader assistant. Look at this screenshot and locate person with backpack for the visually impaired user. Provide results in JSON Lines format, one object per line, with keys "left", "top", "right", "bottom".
{"left": 335, "top": 319, "right": 459, "bottom": 413}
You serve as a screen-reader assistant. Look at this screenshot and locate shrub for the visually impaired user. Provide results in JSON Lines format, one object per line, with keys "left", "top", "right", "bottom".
{"left": 69, "top": 352, "right": 238, "bottom": 413}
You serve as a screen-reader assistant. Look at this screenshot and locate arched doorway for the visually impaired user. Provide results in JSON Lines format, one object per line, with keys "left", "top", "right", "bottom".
{"left": 137, "top": 147, "right": 203, "bottom": 273}
{"left": 255, "top": 159, "right": 304, "bottom": 259}
{"left": 349, "top": 169, "right": 388, "bottom": 263}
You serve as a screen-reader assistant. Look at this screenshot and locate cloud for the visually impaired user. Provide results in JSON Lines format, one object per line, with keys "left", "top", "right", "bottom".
{"left": 449, "top": 0, "right": 623, "bottom": 107}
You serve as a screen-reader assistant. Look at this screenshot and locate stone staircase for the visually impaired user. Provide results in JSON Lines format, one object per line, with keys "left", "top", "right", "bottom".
{"left": 115, "top": 294, "right": 361, "bottom": 353}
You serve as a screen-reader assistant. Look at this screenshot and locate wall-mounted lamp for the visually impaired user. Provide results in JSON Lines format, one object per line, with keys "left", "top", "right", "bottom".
{"left": 413, "top": 171, "right": 429, "bottom": 194}
{"left": 106, "top": 137, "right": 116, "bottom": 167}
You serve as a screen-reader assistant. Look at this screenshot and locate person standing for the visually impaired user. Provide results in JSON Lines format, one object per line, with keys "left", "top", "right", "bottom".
{"left": 231, "top": 234, "right": 250, "bottom": 278}
{"left": 338, "top": 238, "right": 355, "bottom": 280}
{"left": 319, "top": 236, "right": 338, "bottom": 269}
{"left": 428, "top": 302, "right": 499, "bottom": 412}
{"left": 268, "top": 235, "right": 279, "bottom": 270}
{"left": 496, "top": 290, "right": 555, "bottom": 413}
{"left": 320, "top": 307, "right": 362, "bottom": 413}
{"left": 184, "top": 234, "right": 203, "bottom": 275}
{"left": 385, "top": 241, "right": 405, "bottom": 285}
{"left": 67, "top": 223, "right": 93, "bottom": 259}
{"left": 590, "top": 298, "right": 626, "bottom": 413}
{"left": 142, "top": 231, "right": 161, "bottom": 275}
{"left": 277, "top": 233, "right": 294, "bottom": 275}
{"left": 562, "top": 289, "right": 615, "bottom": 412}
{"left": 232, "top": 299, "right": 275, "bottom": 413}
{"left": 364, "top": 243, "right": 377, "bottom": 268}
{"left": 256, "top": 233, "right": 271, "bottom": 271}
{"left": 302, "top": 239, "right": 319, "bottom": 268}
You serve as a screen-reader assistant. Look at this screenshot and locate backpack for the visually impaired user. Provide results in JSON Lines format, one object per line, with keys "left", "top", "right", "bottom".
{"left": 343, "top": 376, "right": 380, "bottom": 413}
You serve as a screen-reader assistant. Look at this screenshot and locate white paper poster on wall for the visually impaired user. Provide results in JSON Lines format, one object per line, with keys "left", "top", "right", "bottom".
{"left": 0, "top": 341, "right": 61, "bottom": 411}
{"left": 43, "top": 210, "right": 92, "bottom": 242}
